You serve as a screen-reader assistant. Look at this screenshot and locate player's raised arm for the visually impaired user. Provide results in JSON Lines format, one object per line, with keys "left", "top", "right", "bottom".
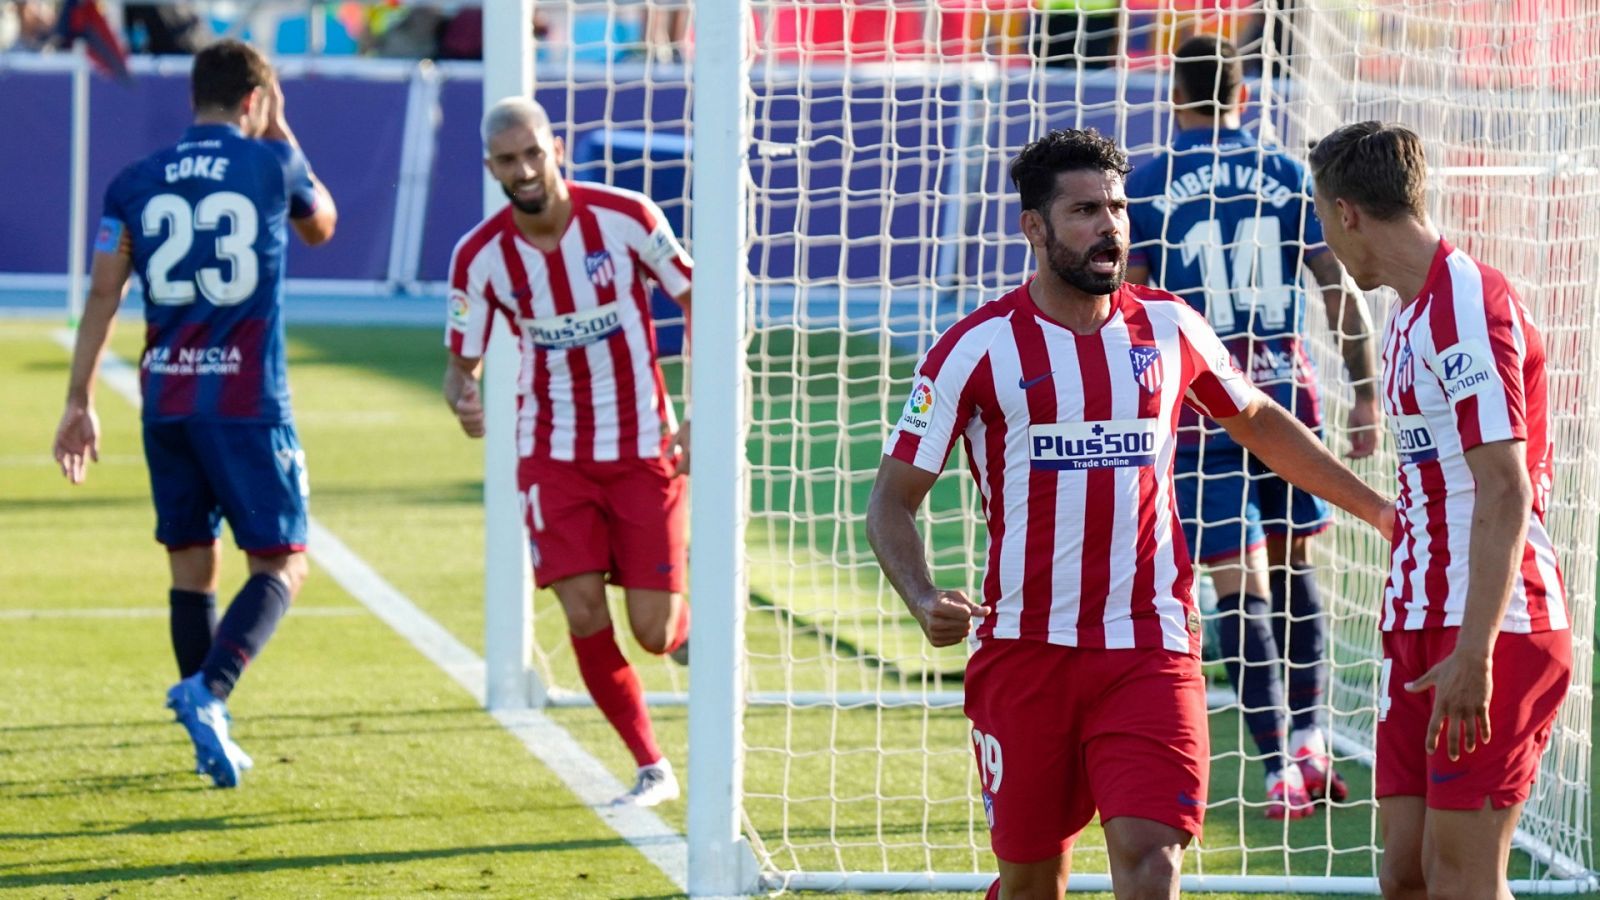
{"left": 54, "top": 227, "right": 133, "bottom": 484}
{"left": 1217, "top": 396, "right": 1393, "bottom": 539}
{"left": 262, "top": 75, "right": 336, "bottom": 246}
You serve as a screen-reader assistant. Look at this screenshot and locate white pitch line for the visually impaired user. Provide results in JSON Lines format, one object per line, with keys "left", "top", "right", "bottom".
{"left": 0, "top": 607, "right": 365, "bottom": 619}
{"left": 51, "top": 330, "right": 692, "bottom": 894}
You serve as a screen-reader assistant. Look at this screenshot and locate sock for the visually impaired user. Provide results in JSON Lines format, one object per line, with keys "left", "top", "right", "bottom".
{"left": 985, "top": 878, "right": 1002, "bottom": 900}
{"left": 1217, "top": 591, "right": 1286, "bottom": 775}
{"left": 168, "top": 589, "right": 216, "bottom": 678}
{"left": 200, "top": 573, "right": 291, "bottom": 701}
{"left": 663, "top": 604, "right": 690, "bottom": 655}
{"left": 1274, "top": 571, "right": 1327, "bottom": 734}
{"left": 572, "top": 625, "right": 663, "bottom": 767}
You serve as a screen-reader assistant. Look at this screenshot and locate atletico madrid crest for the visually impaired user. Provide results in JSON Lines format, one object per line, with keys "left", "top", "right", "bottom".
{"left": 585, "top": 250, "right": 616, "bottom": 288}
{"left": 1129, "top": 346, "right": 1164, "bottom": 393}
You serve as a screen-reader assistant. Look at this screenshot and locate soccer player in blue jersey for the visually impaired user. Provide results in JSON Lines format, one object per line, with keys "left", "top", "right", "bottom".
{"left": 53, "top": 39, "right": 337, "bottom": 788}
{"left": 1126, "top": 35, "right": 1378, "bottom": 819}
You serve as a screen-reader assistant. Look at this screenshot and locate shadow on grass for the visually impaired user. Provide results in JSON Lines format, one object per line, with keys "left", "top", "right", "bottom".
{"left": 0, "top": 837, "right": 646, "bottom": 889}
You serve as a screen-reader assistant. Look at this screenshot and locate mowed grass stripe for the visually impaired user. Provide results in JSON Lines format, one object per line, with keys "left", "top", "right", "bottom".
{"left": 0, "top": 320, "right": 682, "bottom": 898}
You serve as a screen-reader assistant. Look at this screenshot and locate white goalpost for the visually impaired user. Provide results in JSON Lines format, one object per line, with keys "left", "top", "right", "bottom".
{"left": 482, "top": 0, "right": 1600, "bottom": 895}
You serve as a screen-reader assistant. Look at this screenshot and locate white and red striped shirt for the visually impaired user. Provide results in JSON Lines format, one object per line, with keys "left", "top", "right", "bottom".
{"left": 445, "top": 182, "right": 693, "bottom": 461}
{"left": 886, "top": 283, "right": 1260, "bottom": 655}
{"left": 1378, "top": 239, "right": 1566, "bottom": 633}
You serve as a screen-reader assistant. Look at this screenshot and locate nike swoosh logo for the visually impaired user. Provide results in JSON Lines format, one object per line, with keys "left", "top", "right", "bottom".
{"left": 1177, "top": 793, "right": 1202, "bottom": 807}
{"left": 1430, "top": 771, "right": 1467, "bottom": 784}
{"left": 1018, "top": 371, "right": 1054, "bottom": 390}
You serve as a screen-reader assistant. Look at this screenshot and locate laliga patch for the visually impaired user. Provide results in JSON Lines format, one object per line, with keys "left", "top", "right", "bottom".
{"left": 1391, "top": 413, "right": 1438, "bottom": 464}
{"left": 93, "top": 217, "right": 124, "bottom": 254}
{"left": 1028, "top": 418, "right": 1158, "bottom": 470}
{"left": 898, "top": 376, "right": 937, "bottom": 436}
{"left": 1434, "top": 339, "right": 1498, "bottom": 403}
{"left": 448, "top": 290, "right": 471, "bottom": 327}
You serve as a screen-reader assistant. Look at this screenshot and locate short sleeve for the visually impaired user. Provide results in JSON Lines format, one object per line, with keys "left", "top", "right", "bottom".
{"left": 265, "top": 140, "right": 318, "bottom": 219}
{"left": 1173, "top": 305, "right": 1260, "bottom": 419}
{"left": 883, "top": 325, "right": 992, "bottom": 474}
{"left": 444, "top": 231, "right": 507, "bottom": 359}
{"left": 632, "top": 196, "right": 692, "bottom": 298}
{"left": 1422, "top": 279, "right": 1527, "bottom": 451}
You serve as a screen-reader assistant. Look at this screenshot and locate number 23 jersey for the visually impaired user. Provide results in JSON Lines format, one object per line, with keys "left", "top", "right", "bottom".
{"left": 885, "top": 283, "right": 1261, "bottom": 655}
{"left": 101, "top": 123, "right": 319, "bottom": 423}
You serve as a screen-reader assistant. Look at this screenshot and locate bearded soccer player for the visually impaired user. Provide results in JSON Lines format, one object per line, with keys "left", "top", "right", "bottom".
{"left": 52, "top": 40, "right": 337, "bottom": 788}
{"left": 869, "top": 129, "right": 1392, "bottom": 899}
{"left": 1125, "top": 35, "right": 1380, "bottom": 818}
{"left": 1309, "top": 122, "right": 1571, "bottom": 900}
{"left": 444, "top": 97, "right": 692, "bottom": 807}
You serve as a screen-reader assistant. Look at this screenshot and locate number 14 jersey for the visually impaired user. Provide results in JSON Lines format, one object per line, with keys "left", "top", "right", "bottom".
{"left": 101, "top": 123, "right": 319, "bottom": 424}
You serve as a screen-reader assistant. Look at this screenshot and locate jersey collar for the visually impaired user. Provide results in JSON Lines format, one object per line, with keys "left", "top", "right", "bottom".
{"left": 182, "top": 122, "right": 244, "bottom": 141}
{"left": 1172, "top": 126, "right": 1254, "bottom": 151}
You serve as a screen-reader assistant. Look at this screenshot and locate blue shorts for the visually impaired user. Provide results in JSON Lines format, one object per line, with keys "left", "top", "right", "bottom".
{"left": 143, "top": 421, "right": 309, "bottom": 554}
{"left": 1174, "top": 443, "right": 1330, "bottom": 565}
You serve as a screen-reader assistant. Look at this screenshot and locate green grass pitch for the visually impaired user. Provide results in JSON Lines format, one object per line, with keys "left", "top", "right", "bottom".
{"left": 0, "top": 317, "right": 1592, "bottom": 899}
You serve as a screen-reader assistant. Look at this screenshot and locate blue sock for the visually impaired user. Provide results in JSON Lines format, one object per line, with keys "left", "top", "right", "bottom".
{"left": 201, "top": 574, "right": 291, "bottom": 701}
{"left": 1274, "top": 571, "right": 1327, "bottom": 734}
{"left": 1217, "top": 591, "right": 1285, "bottom": 774}
{"left": 169, "top": 589, "right": 216, "bottom": 678}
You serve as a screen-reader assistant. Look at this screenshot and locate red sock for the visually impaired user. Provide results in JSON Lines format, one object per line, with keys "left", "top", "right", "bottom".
{"left": 571, "top": 625, "right": 662, "bottom": 767}
{"left": 984, "top": 877, "right": 1001, "bottom": 900}
{"left": 663, "top": 603, "right": 690, "bottom": 655}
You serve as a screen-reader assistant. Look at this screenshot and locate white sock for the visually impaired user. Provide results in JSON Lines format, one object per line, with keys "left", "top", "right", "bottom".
{"left": 1289, "top": 726, "right": 1328, "bottom": 758}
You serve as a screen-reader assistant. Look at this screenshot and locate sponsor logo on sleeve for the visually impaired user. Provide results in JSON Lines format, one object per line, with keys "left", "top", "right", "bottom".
{"left": 1028, "top": 418, "right": 1159, "bottom": 470}
{"left": 898, "top": 376, "right": 936, "bottom": 436}
{"left": 1435, "top": 339, "right": 1497, "bottom": 403}
{"left": 641, "top": 227, "right": 679, "bottom": 269}
{"left": 448, "top": 290, "right": 471, "bottom": 327}
{"left": 93, "top": 217, "right": 124, "bottom": 255}
{"left": 1391, "top": 413, "right": 1438, "bottom": 465}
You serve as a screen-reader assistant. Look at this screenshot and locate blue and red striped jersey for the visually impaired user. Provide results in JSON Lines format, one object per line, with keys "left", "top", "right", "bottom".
{"left": 100, "top": 123, "right": 318, "bottom": 423}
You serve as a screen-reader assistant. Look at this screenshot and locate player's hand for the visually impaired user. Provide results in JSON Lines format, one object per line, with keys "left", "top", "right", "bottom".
{"left": 452, "top": 377, "right": 486, "bottom": 438}
{"left": 1376, "top": 501, "right": 1396, "bottom": 542}
{"left": 1346, "top": 394, "right": 1380, "bottom": 459}
{"left": 53, "top": 403, "right": 100, "bottom": 484}
{"left": 1406, "top": 648, "right": 1492, "bottom": 761}
{"left": 910, "top": 589, "right": 991, "bottom": 648}
{"left": 669, "top": 419, "right": 690, "bottom": 477}
{"left": 261, "top": 75, "right": 295, "bottom": 145}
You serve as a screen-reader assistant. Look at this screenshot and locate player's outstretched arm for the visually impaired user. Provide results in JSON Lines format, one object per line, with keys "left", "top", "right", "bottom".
{"left": 1218, "top": 396, "right": 1394, "bottom": 539}
{"left": 867, "top": 456, "right": 991, "bottom": 647}
{"left": 443, "top": 354, "right": 486, "bottom": 438}
{"left": 1405, "top": 439, "right": 1531, "bottom": 760}
{"left": 54, "top": 241, "right": 133, "bottom": 484}
{"left": 1307, "top": 252, "right": 1379, "bottom": 457}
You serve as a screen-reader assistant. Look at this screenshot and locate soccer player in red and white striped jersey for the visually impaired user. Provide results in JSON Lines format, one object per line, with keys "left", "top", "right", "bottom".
{"left": 1310, "top": 122, "right": 1571, "bottom": 900}
{"left": 443, "top": 97, "right": 692, "bottom": 808}
{"left": 868, "top": 129, "right": 1393, "bottom": 899}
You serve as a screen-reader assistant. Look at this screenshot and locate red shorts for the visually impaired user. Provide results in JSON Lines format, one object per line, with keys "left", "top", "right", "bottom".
{"left": 963, "top": 639, "right": 1209, "bottom": 864}
{"left": 1376, "top": 627, "right": 1571, "bottom": 811}
{"left": 517, "top": 454, "right": 687, "bottom": 592}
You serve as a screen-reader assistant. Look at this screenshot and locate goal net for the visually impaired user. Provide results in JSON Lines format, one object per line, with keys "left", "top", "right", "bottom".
{"left": 507, "top": 0, "right": 1599, "bottom": 893}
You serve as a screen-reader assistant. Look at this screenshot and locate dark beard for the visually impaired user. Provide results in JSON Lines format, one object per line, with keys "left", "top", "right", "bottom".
{"left": 502, "top": 182, "right": 547, "bottom": 215}
{"left": 1044, "top": 223, "right": 1125, "bottom": 295}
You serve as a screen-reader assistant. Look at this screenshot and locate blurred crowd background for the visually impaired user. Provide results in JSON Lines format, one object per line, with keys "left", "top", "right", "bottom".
{"left": 0, "top": 0, "right": 1282, "bottom": 70}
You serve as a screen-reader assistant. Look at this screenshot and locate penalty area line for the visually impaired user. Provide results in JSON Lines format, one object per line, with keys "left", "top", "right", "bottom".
{"left": 51, "top": 329, "right": 691, "bottom": 895}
